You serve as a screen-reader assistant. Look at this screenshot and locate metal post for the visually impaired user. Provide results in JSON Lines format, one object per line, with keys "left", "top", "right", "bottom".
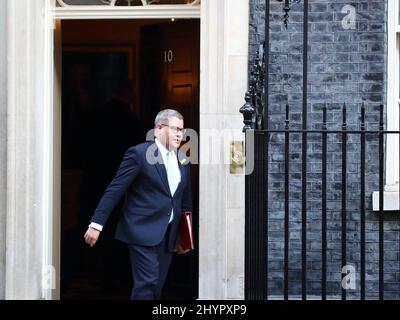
{"left": 284, "top": 104, "right": 290, "bottom": 300}
{"left": 301, "top": 0, "right": 309, "bottom": 301}
{"left": 341, "top": 104, "right": 347, "bottom": 301}
{"left": 360, "top": 103, "right": 366, "bottom": 300}
{"left": 322, "top": 106, "right": 327, "bottom": 300}
{"left": 378, "top": 104, "right": 384, "bottom": 300}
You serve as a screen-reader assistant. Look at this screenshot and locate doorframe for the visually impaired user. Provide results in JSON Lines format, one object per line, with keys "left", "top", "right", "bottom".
{"left": 41, "top": 0, "right": 249, "bottom": 299}
{"left": 53, "top": 4, "right": 201, "bottom": 19}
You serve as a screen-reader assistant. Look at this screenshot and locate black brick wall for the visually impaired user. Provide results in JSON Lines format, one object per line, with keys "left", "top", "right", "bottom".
{"left": 248, "top": 0, "right": 400, "bottom": 299}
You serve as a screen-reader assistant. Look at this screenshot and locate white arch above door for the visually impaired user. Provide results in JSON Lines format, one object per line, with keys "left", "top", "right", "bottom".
{"left": 53, "top": 0, "right": 200, "bottom": 19}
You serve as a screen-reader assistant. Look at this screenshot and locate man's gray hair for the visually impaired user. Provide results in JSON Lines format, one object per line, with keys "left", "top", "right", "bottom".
{"left": 154, "top": 109, "right": 184, "bottom": 126}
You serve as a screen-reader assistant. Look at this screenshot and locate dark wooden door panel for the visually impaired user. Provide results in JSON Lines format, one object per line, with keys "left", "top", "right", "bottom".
{"left": 140, "top": 19, "right": 200, "bottom": 299}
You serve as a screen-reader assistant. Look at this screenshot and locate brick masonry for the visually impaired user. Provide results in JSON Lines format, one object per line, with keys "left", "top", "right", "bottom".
{"left": 248, "top": 0, "right": 400, "bottom": 299}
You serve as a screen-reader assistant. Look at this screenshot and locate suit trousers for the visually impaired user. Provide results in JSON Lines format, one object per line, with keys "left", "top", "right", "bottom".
{"left": 128, "top": 225, "right": 173, "bottom": 300}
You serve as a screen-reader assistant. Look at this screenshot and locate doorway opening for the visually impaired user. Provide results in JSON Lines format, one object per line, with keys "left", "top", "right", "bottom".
{"left": 60, "top": 18, "right": 200, "bottom": 299}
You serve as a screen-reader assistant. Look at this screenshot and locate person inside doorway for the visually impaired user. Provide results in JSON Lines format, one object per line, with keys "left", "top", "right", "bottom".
{"left": 84, "top": 109, "right": 192, "bottom": 300}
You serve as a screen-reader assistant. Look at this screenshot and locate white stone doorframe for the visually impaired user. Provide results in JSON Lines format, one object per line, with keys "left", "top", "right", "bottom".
{"left": 5, "top": 0, "right": 248, "bottom": 299}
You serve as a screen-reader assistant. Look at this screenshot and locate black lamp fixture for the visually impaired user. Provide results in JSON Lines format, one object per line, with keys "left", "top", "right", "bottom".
{"left": 276, "top": 0, "right": 301, "bottom": 29}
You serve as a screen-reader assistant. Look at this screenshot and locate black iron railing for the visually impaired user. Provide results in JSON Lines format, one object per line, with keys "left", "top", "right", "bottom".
{"left": 243, "top": 102, "right": 400, "bottom": 300}
{"left": 241, "top": 0, "right": 399, "bottom": 300}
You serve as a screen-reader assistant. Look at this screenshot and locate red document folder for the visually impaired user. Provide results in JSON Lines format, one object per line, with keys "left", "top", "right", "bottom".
{"left": 175, "top": 211, "right": 194, "bottom": 254}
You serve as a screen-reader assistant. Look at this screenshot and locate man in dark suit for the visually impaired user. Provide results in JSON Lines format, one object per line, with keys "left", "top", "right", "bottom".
{"left": 84, "top": 109, "right": 192, "bottom": 300}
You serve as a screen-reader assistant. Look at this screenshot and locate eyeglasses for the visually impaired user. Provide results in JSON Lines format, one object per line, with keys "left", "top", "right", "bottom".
{"left": 160, "top": 124, "right": 186, "bottom": 135}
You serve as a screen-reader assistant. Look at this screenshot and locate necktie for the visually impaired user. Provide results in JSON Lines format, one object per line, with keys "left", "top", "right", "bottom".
{"left": 166, "top": 151, "right": 179, "bottom": 223}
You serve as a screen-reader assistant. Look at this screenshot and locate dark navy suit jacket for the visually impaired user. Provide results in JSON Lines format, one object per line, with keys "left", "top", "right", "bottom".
{"left": 90, "top": 141, "right": 192, "bottom": 251}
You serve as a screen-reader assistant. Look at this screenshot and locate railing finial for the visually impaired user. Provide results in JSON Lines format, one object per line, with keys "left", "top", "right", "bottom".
{"left": 240, "top": 92, "right": 255, "bottom": 132}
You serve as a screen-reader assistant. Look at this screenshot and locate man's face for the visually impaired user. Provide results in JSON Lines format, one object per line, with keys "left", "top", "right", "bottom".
{"left": 157, "top": 116, "right": 184, "bottom": 150}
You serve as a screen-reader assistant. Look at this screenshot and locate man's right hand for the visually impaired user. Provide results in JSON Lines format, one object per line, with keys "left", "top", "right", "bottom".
{"left": 84, "top": 227, "right": 100, "bottom": 247}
